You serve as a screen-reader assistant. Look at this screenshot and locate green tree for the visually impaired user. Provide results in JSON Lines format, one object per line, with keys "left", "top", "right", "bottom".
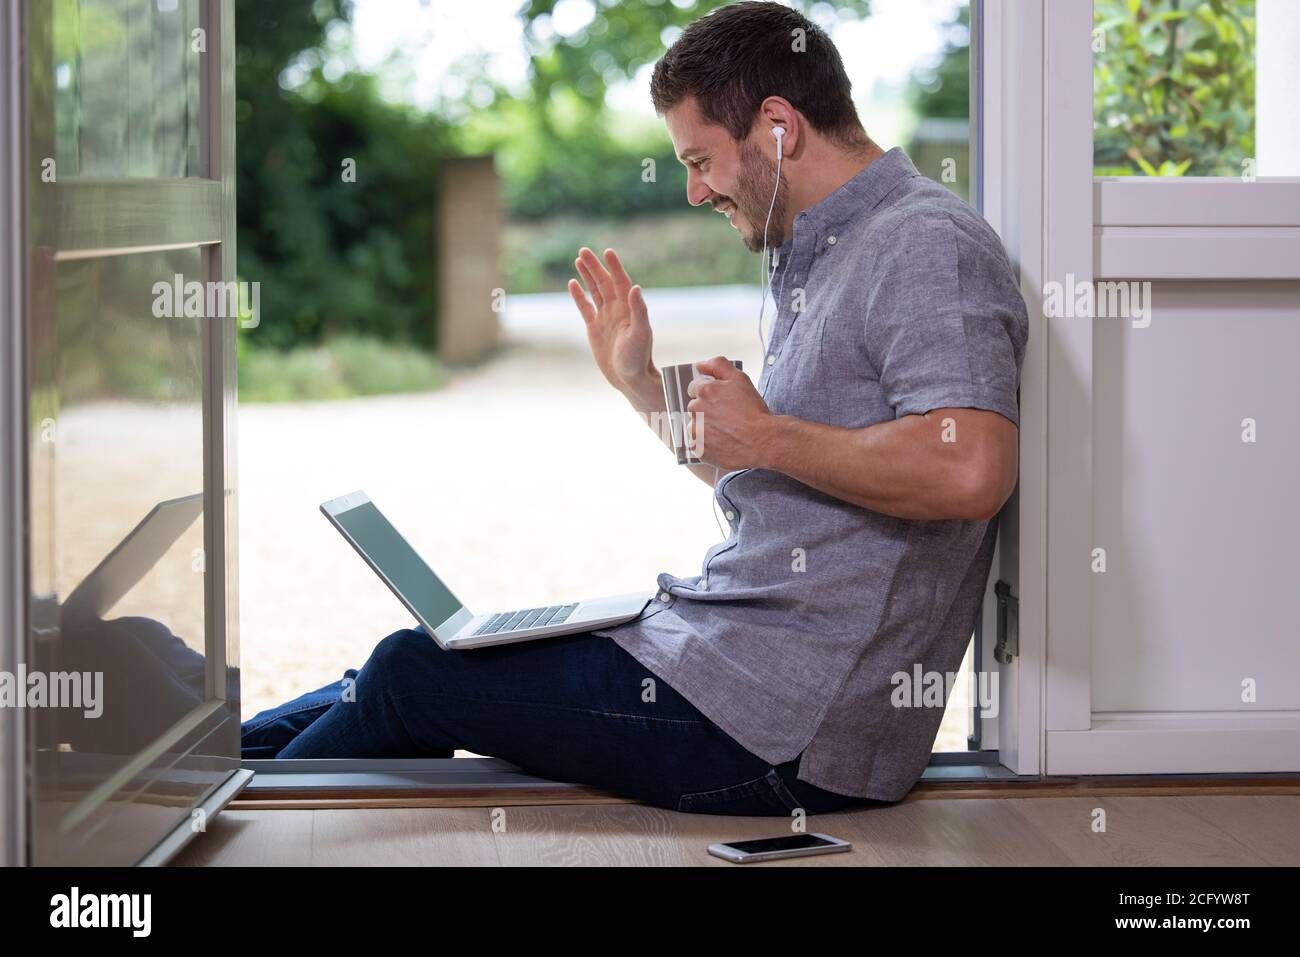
{"left": 905, "top": 4, "right": 971, "bottom": 200}
{"left": 1094, "top": 0, "right": 1255, "bottom": 176}
{"left": 234, "top": 0, "right": 449, "bottom": 351}
{"left": 910, "top": 3, "right": 970, "bottom": 120}
{"left": 517, "top": 1, "right": 872, "bottom": 133}
{"left": 477, "top": 1, "right": 872, "bottom": 220}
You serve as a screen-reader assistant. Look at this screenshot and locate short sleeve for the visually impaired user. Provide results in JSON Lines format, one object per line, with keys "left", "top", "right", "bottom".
{"left": 863, "top": 211, "right": 1027, "bottom": 426}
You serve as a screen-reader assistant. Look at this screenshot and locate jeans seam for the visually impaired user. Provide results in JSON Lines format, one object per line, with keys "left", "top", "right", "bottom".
{"left": 386, "top": 684, "right": 432, "bottom": 755}
{"left": 242, "top": 697, "right": 338, "bottom": 734}
{"left": 765, "top": 768, "right": 804, "bottom": 813}
{"left": 676, "top": 772, "right": 779, "bottom": 812}
{"left": 388, "top": 688, "right": 709, "bottom": 728}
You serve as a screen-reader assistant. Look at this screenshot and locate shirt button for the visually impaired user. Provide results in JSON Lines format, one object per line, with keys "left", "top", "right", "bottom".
{"left": 658, "top": 592, "right": 671, "bottom": 602}
{"left": 724, "top": 510, "right": 735, "bottom": 521}
{"left": 827, "top": 235, "right": 838, "bottom": 245}
{"left": 767, "top": 354, "right": 776, "bottom": 365}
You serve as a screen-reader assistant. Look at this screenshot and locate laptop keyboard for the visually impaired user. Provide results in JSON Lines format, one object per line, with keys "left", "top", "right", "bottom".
{"left": 471, "top": 603, "right": 579, "bottom": 637}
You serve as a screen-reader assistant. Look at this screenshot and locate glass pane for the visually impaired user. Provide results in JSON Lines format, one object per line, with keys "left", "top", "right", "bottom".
{"left": 1094, "top": 0, "right": 1298, "bottom": 177}
{"left": 902, "top": 1, "right": 973, "bottom": 203}
{"left": 53, "top": 0, "right": 204, "bottom": 178}
{"left": 31, "top": 247, "right": 210, "bottom": 861}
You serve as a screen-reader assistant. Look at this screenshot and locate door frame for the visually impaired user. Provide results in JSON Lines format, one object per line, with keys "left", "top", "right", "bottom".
{"left": 17, "top": 0, "right": 246, "bottom": 865}
{"left": 1023, "top": 1, "right": 1300, "bottom": 775}
{"left": 976, "top": 0, "right": 1093, "bottom": 778}
{"left": 0, "top": 0, "right": 28, "bottom": 870}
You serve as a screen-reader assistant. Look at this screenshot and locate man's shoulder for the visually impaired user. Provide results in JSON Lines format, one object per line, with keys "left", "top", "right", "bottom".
{"left": 853, "top": 182, "right": 1010, "bottom": 271}
{"left": 869, "top": 183, "right": 992, "bottom": 240}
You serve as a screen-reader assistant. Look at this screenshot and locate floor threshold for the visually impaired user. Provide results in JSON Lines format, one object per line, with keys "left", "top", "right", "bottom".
{"left": 231, "top": 758, "right": 1300, "bottom": 810}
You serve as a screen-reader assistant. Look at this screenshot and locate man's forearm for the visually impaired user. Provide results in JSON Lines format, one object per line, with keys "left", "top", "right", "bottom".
{"left": 622, "top": 371, "right": 719, "bottom": 488}
{"left": 758, "top": 411, "right": 1009, "bottom": 521}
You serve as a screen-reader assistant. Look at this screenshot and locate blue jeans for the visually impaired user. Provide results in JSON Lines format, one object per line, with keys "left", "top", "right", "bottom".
{"left": 242, "top": 626, "right": 871, "bottom": 816}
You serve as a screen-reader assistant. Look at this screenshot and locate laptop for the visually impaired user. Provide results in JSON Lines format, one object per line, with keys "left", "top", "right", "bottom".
{"left": 320, "top": 491, "right": 654, "bottom": 650}
{"left": 60, "top": 492, "right": 205, "bottom": 623}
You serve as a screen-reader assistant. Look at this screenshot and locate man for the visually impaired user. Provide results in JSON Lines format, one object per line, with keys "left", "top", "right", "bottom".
{"left": 242, "top": 1, "right": 1028, "bottom": 817}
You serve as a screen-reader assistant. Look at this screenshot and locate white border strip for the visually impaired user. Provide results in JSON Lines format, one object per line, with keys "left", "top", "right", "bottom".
{"left": 1048, "top": 714, "right": 1300, "bottom": 775}
{"left": 1096, "top": 226, "right": 1300, "bottom": 279}
{"left": 0, "top": 0, "right": 27, "bottom": 868}
{"left": 1095, "top": 177, "right": 1300, "bottom": 227}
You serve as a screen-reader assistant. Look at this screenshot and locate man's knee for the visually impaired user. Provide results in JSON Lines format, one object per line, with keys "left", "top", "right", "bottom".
{"left": 367, "top": 628, "right": 434, "bottom": 668}
{"left": 361, "top": 628, "right": 443, "bottom": 691}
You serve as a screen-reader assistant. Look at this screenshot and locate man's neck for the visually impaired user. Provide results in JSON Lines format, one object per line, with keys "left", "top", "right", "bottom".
{"left": 783, "top": 140, "right": 887, "bottom": 241}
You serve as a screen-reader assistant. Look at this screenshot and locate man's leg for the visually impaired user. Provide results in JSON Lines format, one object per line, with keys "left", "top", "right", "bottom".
{"left": 55, "top": 615, "right": 213, "bottom": 754}
{"left": 240, "top": 672, "right": 352, "bottom": 759}
{"left": 240, "top": 667, "right": 459, "bottom": 760}
{"left": 274, "top": 626, "right": 868, "bottom": 816}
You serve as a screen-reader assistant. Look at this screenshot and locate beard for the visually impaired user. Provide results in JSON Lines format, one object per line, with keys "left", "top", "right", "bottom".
{"left": 713, "top": 138, "right": 789, "bottom": 254}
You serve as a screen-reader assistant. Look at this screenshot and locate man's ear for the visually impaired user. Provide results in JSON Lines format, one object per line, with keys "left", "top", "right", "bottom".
{"left": 759, "top": 97, "right": 798, "bottom": 155}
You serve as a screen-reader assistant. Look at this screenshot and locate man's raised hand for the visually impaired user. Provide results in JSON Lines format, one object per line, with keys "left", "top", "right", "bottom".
{"left": 568, "top": 247, "right": 660, "bottom": 405}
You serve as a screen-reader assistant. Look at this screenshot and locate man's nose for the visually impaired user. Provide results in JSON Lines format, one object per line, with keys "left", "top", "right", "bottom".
{"left": 685, "top": 168, "right": 713, "bottom": 207}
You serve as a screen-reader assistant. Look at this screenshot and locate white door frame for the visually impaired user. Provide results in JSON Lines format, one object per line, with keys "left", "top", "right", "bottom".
{"left": 978, "top": 0, "right": 1094, "bottom": 778}
{"left": 1016, "top": 1, "right": 1300, "bottom": 775}
{"left": 0, "top": 0, "right": 28, "bottom": 869}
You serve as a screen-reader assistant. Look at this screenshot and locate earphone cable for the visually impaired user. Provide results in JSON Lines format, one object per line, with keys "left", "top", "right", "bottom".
{"left": 757, "top": 132, "right": 784, "bottom": 356}
{"left": 709, "top": 466, "right": 727, "bottom": 541}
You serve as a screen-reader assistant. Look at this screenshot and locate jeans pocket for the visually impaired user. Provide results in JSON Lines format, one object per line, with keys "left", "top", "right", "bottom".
{"left": 676, "top": 768, "right": 801, "bottom": 816}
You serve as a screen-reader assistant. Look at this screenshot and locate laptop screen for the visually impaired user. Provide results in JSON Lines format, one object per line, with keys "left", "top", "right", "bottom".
{"left": 330, "top": 499, "right": 464, "bottom": 629}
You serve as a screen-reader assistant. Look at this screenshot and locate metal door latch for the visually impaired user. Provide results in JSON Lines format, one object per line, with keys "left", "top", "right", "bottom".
{"left": 994, "top": 580, "right": 1018, "bottom": 664}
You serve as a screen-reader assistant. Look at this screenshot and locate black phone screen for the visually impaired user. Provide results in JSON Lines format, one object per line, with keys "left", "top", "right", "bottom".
{"left": 722, "top": 834, "right": 838, "bottom": 855}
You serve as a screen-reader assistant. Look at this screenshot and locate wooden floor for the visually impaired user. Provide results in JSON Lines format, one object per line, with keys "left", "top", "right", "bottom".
{"left": 171, "top": 793, "right": 1300, "bottom": 866}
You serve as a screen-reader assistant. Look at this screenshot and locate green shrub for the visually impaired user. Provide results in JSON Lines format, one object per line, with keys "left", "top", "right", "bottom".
{"left": 235, "top": 0, "right": 447, "bottom": 353}
{"left": 237, "top": 334, "right": 446, "bottom": 403}
{"left": 1094, "top": 0, "right": 1255, "bottom": 176}
{"left": 503, "top": 211, "right": 762, "bottom": 294}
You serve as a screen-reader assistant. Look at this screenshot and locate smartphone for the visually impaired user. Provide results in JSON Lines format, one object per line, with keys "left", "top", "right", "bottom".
{"left": 707, "top": 833, "right": 852, "bottom": 864}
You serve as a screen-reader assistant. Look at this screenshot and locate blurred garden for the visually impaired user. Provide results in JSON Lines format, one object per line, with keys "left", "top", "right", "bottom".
{"left": 232, "top": 0, "right": 1260, "bottom": 403}
{"left": 232, "top": 0, "right": 973, "bottom": 401}
{"left": 55, "top": 0, "right": 1261, "bottom": 403}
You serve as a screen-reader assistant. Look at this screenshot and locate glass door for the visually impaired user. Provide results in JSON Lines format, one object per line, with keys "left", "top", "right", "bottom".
{"left": 26, "top": 0, "right": 243, "bottom": 866}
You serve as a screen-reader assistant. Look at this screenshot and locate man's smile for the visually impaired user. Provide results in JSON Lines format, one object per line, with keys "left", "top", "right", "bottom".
{"left": 712, "top": 201, "right": 741, "bottom": 229}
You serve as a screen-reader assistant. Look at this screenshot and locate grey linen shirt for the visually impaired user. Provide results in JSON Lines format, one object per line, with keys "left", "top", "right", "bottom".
{"left": 595, "top": 148, "right": 1029, "bottom": 801}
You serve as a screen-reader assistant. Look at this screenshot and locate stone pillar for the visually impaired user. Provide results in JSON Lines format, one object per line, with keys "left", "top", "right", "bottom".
{"left": 435, "top": 155, "right": 502, "bottom": 363}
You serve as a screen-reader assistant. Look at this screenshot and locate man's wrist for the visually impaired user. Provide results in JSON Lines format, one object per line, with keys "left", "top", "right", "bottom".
{"left": 756, "top": 413, "right": 801, "bottom": 472}
{"left": 621, "top": 369, "right": 665, "bottom": 414}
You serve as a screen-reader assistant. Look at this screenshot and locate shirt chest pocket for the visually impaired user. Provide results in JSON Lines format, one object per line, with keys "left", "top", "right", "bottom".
{"left": 766, "top": 304, "right": 829, "bottom": 404}
{"left": 766, "top": 300, "right": 883, "bottom": 427}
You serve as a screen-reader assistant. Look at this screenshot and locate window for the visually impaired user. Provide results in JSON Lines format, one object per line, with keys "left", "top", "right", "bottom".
{"left": 1094, "top": 0, "right": 1299, "bottom": 177}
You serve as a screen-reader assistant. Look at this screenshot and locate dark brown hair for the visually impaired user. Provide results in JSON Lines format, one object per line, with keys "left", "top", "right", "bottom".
{"left": 649, "top": 1, "right": 866, "bottom": 148}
